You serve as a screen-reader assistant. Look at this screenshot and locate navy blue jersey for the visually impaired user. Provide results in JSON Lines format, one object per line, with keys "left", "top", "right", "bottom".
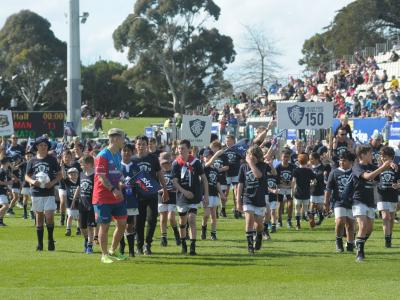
{"left": 211, "top": 153, "right": 228, "bottom": 185}
{"left": 293, "top": 167, "right": 316, "bottom": 200}
{"left": 26, "top": 155, "right": 60, "bottom": 197}
{"left": 204, "top": 166, "right": 219, "bottom": 197}
{"left": 224, "top": 148, "right": 241, "bottom": 177}
{"left": 352, "top": 163, "right": 378, "bottom": 208}
{"left": 161, "top": 170, "right": 176, "bottom": 205}
{"left": 326, "top": 168, "right": 353, "bottom": 209}
{"left": 267, "top": 175, "right": 278, "bottom": 202}
{"left": 276, "top": 163, "right": 296, "bottom": 185}
{"left": 377, "top": 168, "right": 400, "bottom": 203}
{"left": 79, "top": 172, "right": 94, "bottom": 211}
{"left": 121, "top": 162, "right": 140, "bottom": 209}
{"left": 311, "top": 164, "right": 325, "bottom": 196}
{"left": 239, "top": 162, "right": 268, "bottom": 207}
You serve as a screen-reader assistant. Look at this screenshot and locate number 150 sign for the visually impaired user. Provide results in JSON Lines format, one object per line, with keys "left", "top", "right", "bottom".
{"left": 277, "top": 102, "right": 333, "bottom": 130}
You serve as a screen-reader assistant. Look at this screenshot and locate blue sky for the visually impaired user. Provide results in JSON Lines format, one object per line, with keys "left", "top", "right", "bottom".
{"left": 0, "top": 0, "right": 354, "bottom": 77}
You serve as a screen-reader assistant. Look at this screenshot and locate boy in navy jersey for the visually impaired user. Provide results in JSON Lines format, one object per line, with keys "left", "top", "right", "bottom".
{"left": 309, "top": 152, "right": 327, "bottom": 227}
{"left": 77, "top": 155, "right": 96, "bottom": 254}
{"left": 64, "top": 168, "right": 80, "bottom": 236}
{"left": 324, "top": 151, "right": 356, "bottom": 252}
{"left": 237, "top": 145, "right": 269, "bottom": 254}
{"left": 347, "top": 145, "right": 394, "bottom": 262}
{"left": 120, "top": 144, "right": 140, "bottom": 256}
{"left": 202, "top": 149, "right": 226, "bottom": 240}
{"left": 376, "top": 146, "right": 400, "bottom": 248}
{"left": 0, "top": 157, "right": 13, "bottom": 226}
{"left": 158, "top": 152, "right": 180, "bottom": 247}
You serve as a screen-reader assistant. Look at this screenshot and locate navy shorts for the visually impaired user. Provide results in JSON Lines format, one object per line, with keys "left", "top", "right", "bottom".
{"left": 94, "top": 202, "right": 127, "bottom": 224}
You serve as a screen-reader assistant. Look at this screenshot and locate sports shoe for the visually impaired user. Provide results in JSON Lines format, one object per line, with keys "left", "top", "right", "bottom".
{"left": 6, "top": 209, "right": 15, "bottom": 216}
{"left": 108, "top": 251, "right": 128, "bottom": 261}
{"left": 356, "top": 251, "right": 365, "bottom": 262}
{"left": 346, "top": 242, "right": 354, "bottom": 252}
{"left": 23, "top": 213, "right": 28, "bottom": 220}
{"left": 248, "top": 246, "right": 255, "bottom": 255}
{"left": 295, "top": 224, "right": 300, "bottom": 231}
{"left": 270, "top": 226, "right": 276, "bottom": 233}
{"left": 336, "top": 239, "right": 344, "bottom": 253}
{"left": 86, "top": 246, "right": 93, "bottom": 254}
{"left": 76, "top": 228, "right": 81, "bottom": 236}
{"left": 160, "top": 236, "right": 168, "bottom": 247}
{"left": 210, "top": 233, "right": 217, "bottom": 241}
{"left": 385, "top": 239, "right": 392, "bottom": 248}
{"left": 30, "top": 211, "right": 35, "bottom": 220}
{"left": 255, "top": 234, "right": 262, "bottom": 250}
{"left": 16, "top": 202, "right": 23, "bottom": 209}
{"left": 233, "top": 209, "right": 239, "bottom": 219}
{"left": 277, "top": 220, "right": 283, "bottom": 228}
{"left": 0, "top": 222, "right": 7, "bottom": 227}
{"left": 136, "top": 247, "right": 144, "bottom": 256}
{"left": 65, "top": 229, "right": 71, "bottom": 236}
{"left": 287, "top": 220, "right": 293, "bottom": 228}
{"left": 101, "top": 255, "right": 114, "bottom": 264}
{"left": 144, "top": 244, "right": 152, "bottom": 256}
{"left": 36, "top": 244, "right": 43, "bottom": 251}
{"left": 48, "top": 240, "right": 55, "bottom": 251}
{"left": 262, "top": 231, "right": 271, "bottom": 240}
{"left": 175, "top": 235, "right": 181, "bottom": 246}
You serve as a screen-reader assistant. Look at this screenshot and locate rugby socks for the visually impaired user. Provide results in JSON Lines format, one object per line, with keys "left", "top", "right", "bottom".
{"left": 211, "top": 231, "right": 217, "bottom": 240}
{"left": 47, "top": 224, "right": 54, "bottom": 241}
{"left": 255, "top": 232, "right": 263, "bottom": 250}
{"left": 189, "top": 239, "right": 196, "bottom": 255}
{"left": 126, "top": 233, "right": 135, "bottom": 256}
{"left": 161, "top": 232, "right": 167, "bottom": 247}
{"left": 346, "top": 240, "right": 354, "bottom": 252}
{"left": 119, "top": 237, "right": 126, "bottom": 254}
{"left": 286, "top": 218, "right": 292, "bottom": 228}
{"left": 201, "top": 225, "right": 207, "bottom": 240}
{"left": 181, "top": 239, "right": 187, "bottom": 254}
{"left": 23, "top": 204, "right": 28, "bottom": 219}
{"left": 355, "top": 237, "right": 366, "bottom": 261}
{"left": 172, "top": 225, "right": 181, "bottom": 245}
{"left": 336, "top": 236, "right": 344, "bottom": 252}
{"left": 0, "top": 218, "right": 3, "bottom": 224}
{"left": 271, "top": 223, "right": 277, "bottom": 233}
{"left": 278, "top": 218, "right": 282, "bottom": 227}
{"left": 385, "top": 234, "right": 392, "bottom": 248}
{"left": 36, "top": 226, "right": 44, "bottom": 250}
{"left": 60, "top": 213, "right": 65, "bottom": 226}
{"left": 246, "top": 231, "right": 255, "bottom": 254}
{"left": 295, "top": 216, "right": 301, "bottom": 228}
{"left": 84, "top": 236, "right": 88, "bottom": 250}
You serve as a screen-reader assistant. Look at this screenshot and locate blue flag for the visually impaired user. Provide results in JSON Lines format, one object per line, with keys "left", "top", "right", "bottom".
{"left": 130, "top": 170, "right": 161, "bottom": 199}
{"left": 227, "top": 139, "right": 250, "bottom": 158}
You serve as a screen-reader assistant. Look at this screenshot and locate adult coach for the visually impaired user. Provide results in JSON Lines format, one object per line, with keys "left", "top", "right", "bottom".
{"left": 93, "top": 128, "right": 128, "bottom": 263}
{"left": 25, "top": 137, "right": 62, "bottom": 251}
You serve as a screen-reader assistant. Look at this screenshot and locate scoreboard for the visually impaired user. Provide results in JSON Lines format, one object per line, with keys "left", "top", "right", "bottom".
{"left": 12, "top": 111, "right": 65, "bottom": 138}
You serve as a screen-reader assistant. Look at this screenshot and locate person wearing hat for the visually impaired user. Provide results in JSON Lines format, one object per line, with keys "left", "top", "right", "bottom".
{"left": 93, "top": 128, "right": 128, "bottom": 263}
{"left": 25, "top": 136, "right": 62, "bottom": 251}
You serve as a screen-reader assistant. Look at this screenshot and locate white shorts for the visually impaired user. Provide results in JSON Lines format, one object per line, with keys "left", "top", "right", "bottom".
{"left": 11, "top": 188, "right": 20, "bottom": 194}
{"left": 21, "top": 187, "right": 31, "bottom": 196}
{"left": 278, "top": 188, "right": 292, "bottom": 196}
{"left": 226, "top": 176, "right": 239, "bottom": 185}
{"left": 205, "top": 196, "right": 220, "bottom": 208}
{"left": 0, "top": 194, "right": 9, "bottom": 205}
{"left": 158, "top": 204, "right": 177, "bottom": 213}
{"left": 58, "top": 189, "right": 67, "bottom": 198}
{"left": 334, "top": 207, "right": 354, "bottom": 219}
{"left": 310, "top": 195, "right": 324, "bottom": 204}
{"left": 294, "top": 198, "right": 310, "bottom": 206}
{"left": 67, "top": 208, "right": 79, "bottom": 219}
{"left": 177, "top": 203, "right": 198, "bottom": 214}
{"left": 127, "top": 208, "right": 139, "bottom": 216}
{"left": 352, "top": 203, "right": 375, "bottom": 219}
{"left": 31, "top": 196, "right": 57, "bottom": 212}
{"left": 243, "top": 204, "right": 266, "bottom": 217}
{"left": 377, "top": 202, "right": 397, "bottom": 213}
{"left": 269, "top": 201, "right": 277, "bottom": 210}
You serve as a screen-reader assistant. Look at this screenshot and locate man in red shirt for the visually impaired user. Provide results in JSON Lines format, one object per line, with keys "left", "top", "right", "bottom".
{"left": 93, "top": 128, "right": 128, "bottom": 263}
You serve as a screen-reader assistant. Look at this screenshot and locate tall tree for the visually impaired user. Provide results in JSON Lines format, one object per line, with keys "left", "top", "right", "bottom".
{"left": 81, "top": 60, "right": 136, "bottom": 115}
{"left": 235, "top": 25, "right": 281, "bottom": 93}
{"left": 0, "top": 10, "right": 66, "bottom": 110}
{"left": 299, "top": 0, "right": 400, "bottom": 71}
{"left": 113, "top": 0, "right": 235, "bottom": 113}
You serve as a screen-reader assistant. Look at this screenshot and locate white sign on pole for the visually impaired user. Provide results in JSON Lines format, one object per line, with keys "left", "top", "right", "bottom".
{"left": 0, "top": 110, "right": 14, "bottom": 136}
{"left": 277, "top": 102, "right": 333, "bottom": 130}
{"left": 181, "top": 115, "right": 212, "bottom": 147}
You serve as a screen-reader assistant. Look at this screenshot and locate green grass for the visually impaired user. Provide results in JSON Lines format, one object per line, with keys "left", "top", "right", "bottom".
{"left": 1, "top": 200, "right": 400, "bottom": 300}
{"left": 82, "top": 117, "right": 167, "bottom": 138}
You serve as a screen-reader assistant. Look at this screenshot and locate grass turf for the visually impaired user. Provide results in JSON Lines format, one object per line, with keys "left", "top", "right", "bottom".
{"left": 1, "top": 201, "right": 400, "bottom": 300}
{"left": 82, "top": 117, "right": 167, "bottom": 138}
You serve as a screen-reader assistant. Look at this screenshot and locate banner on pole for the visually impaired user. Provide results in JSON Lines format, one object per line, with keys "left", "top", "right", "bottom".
{"left": 277, "top": 102, "right": 333, "bottom": 130}
{"left": 0, "top": 110, "right": 14, "bottom": 136}
{"left": 181, "top": 115, "right": 212, "bottom": 147}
